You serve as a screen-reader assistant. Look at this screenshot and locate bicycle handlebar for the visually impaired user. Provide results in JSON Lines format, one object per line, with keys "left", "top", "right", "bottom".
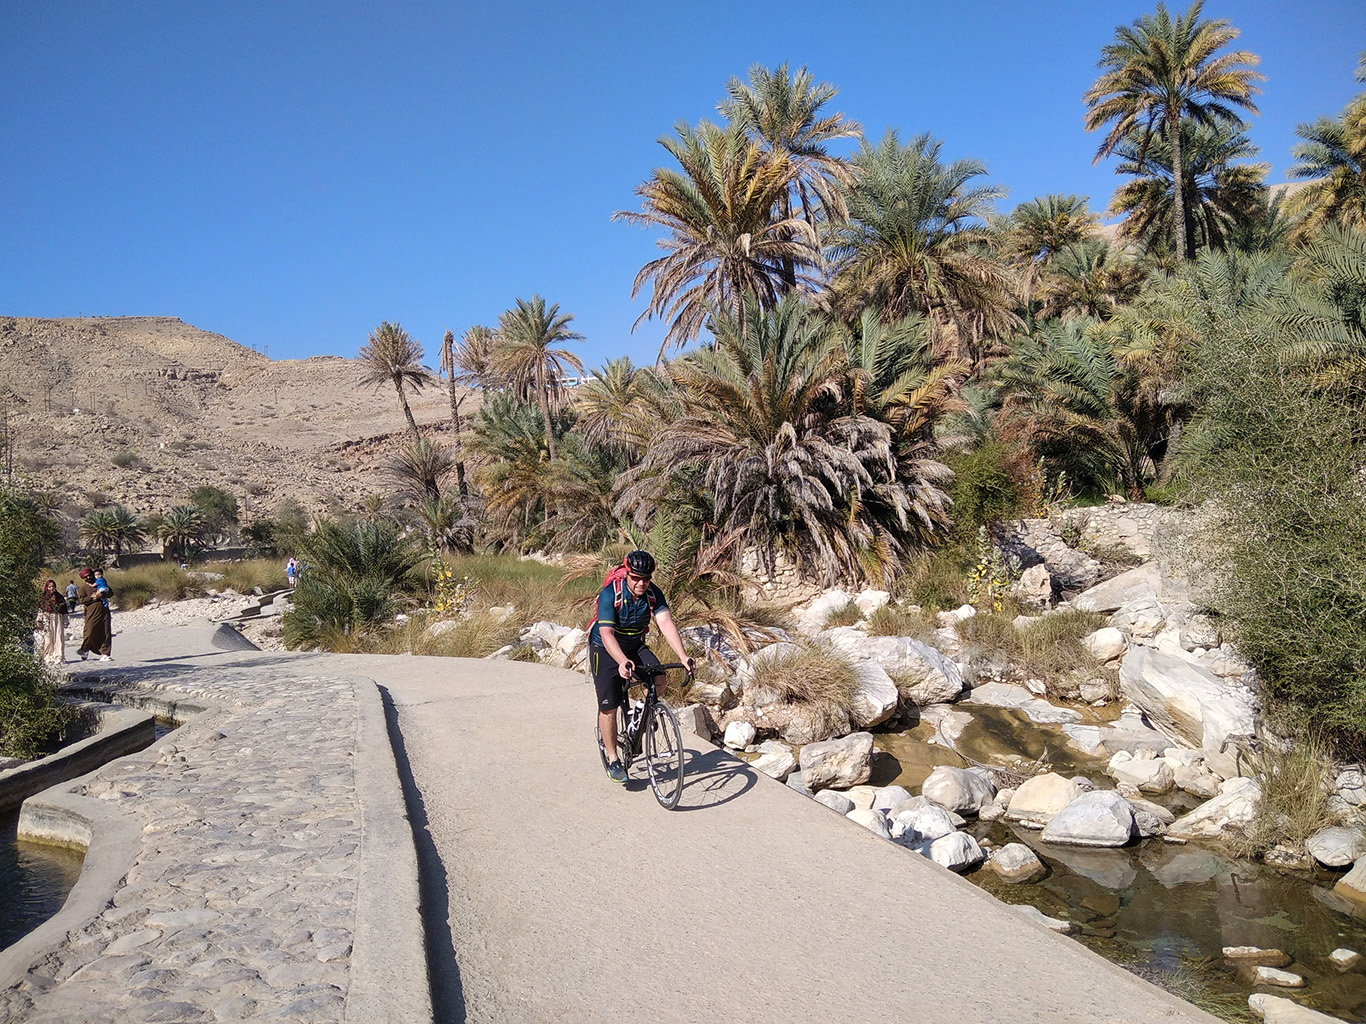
{"left": 631, "top": 661, "right": 691, "bottom": 679}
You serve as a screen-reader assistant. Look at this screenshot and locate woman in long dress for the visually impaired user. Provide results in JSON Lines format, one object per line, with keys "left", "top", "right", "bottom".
{"left": 36, "top": 579, "right": 67, "bottom": 664}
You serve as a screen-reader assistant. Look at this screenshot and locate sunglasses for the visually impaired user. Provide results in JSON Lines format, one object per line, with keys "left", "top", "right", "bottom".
{"left": 627, "top": 572, "right": 652, "bottom": 583}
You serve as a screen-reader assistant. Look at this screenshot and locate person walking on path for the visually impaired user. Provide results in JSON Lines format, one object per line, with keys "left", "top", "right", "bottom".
{"left": 65, "top": 580, "right": 79, "bottom": 614}
{"left": 287, "top": 557, "right": 298, "bottom": 589}
{"left": 75, "top": 568, "right": 112, "bottom": 661}
{"left": 36, "top": 579, "right": 68, "bottom": 664}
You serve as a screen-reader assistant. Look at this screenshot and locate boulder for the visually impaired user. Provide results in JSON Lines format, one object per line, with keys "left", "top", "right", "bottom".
{"left": 1082, "top": 627, "right": 1127, "bottom": 662}
{"left": 845, "top": 807, "right": 890, "bottom": 839}
{"left": 848, "top": 661, "right": 899, "bottom": 729}
{"left": 1253, "top": 967, "right": 1305, "bottom": 988}
{"left": 926, "top": 831, "right": 985, "bottom": 872}
{"left": 1336, "top": 767, "right": 1366, "bottom": 807}
{"left": 555, "top": 627, "right": 587, "bottom": 655}
{"left": 756, "top": 702, "right": 851, "bottom": 745}
{"left": 1078, "top": 678, "right": 1115, "bottom": 704}
{"left": 1306, "top": 826, "right": 1366, "bottom": 868}
{"left": 1173, "top": 763, "right": 1222, "bottom": 799}
{"left": 965, "top": 683, "right": 1082, "bottom": 725}
{"left": 1072, "top": 562, "right": 1161, "bottom": 614}
{"left": 1014, "top": 564, "right": 1053, "bottom": 609}
{"left": 751, "top": 746, "right": 798, "bottom": 782}
{"left": 1247, "top": 994, "right": 1344, "bottom": 1023}
{"left": 871, "top": 785, "right": 913, "bottom": 814}
{"left": 673, "top": 703, "right": 710, "bottom": 740}
{"left": 1005, "top": 773, "right": 1082, "bottom": 827}
{"left": 798, "top": 589, "right": 854, "bottom": 631}
{"left": 723, "top": 721, "right": 756, "bottom": 750}
{"left": 1168, "top": 777, "right": 1262, "bottom": 840}
{"left": 990, "top": 843, "right": 1046, "bottom": 883}
{"left": 799, "top": 732, "right": 874, "bottom": 792}
{"left": 1119, "top": 647, "right": 1257, "bottom": 778}
{"left": 1111, "top": 598, "right": 1167, "bottom": 639}
{"left": 786, "top": 771, "right": 813, "bottom": 798}
{"left": 1224, "top": 946, "right": 1293, "bottom": 967}
{"left": 1329, "top": 948, "right": 1361, "bottom": 969}
{"left": 1108, "top": 757, "right": 1175, "bottom": 794}
{"left": 841, "top": 784, "right": 879, "bottom": 811}
{"left": 853, "top": 590, "right": 891, "bottom": 616}
{"left": 921, "top": 765, "right": 996, "bottom": 815}
{"left": 813, "top": 791, "right": 855, "bottom": 814}
{"left": 1040, "top": 790, "right": 1136, "bottom": 848}
{"left": 889, "top": 802, "right": 957, "bottom": 843}
{"left": 523, "top": 620, "right": 571, "bottom": 647}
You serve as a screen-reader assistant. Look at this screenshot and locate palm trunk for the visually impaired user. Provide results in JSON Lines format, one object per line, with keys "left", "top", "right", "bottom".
{"left": 447, "top": 376, "right": 467, "bottom": 497}
{"left": 397, "top": 387, "right": 421, "bottom": 440}
{"left": 540, "top": 385, "right": 556, "bottom": 461}
{"left": 1169, "top": 108, "right": 1187, "bottom": 260}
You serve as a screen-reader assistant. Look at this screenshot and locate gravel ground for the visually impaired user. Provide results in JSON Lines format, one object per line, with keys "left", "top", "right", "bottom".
{"left": 66, "top": 594, "right": 290, "bottom": 655}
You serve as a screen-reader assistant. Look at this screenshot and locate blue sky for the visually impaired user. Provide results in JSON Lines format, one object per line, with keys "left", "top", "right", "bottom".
{"left": 2, "top": 1, "right": 1362, "bottom": 369}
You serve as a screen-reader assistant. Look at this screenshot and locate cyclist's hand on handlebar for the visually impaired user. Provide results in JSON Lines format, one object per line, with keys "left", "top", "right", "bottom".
{"left": 618, "top": 659, "right": 635, "bottom": 680}
{"left": 685, "top": 657, "right": 697, "bottom": 680}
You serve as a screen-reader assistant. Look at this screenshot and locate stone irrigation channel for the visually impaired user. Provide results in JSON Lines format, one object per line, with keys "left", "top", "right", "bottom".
{"left": 0, "top": 620, "right": 1226, "bottom": 1023}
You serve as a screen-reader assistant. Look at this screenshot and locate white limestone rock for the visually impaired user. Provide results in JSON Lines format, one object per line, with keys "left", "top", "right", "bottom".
{"left": 853, "top": 589, "right": 891, "bottom": 616}
{"left": 889, "top": 802, "right": 958, "bottom": 844}
{"left": 1072, "top": 562, "right": 1161, "bottom": 614}
{"left": 1005, "top": 772, "right": 1083, "bottom": 827}
{"left": 1254, "top": 967, "right": 1305, "bottom": 988}
{"left": 1306, "top": 826, "right": 1366, "bottom": 868}
{"left": 1119, "top": 647, "right": 1257, "bottom": 779}
{"left": 1083, "top": 627, "right": 1127, "bottom": 662}
{"left": 921, "top": 765, "right": 996, "bottom": 815}
{"left": 871, "top": 785, "right": 913, "bottom": 814}
{"left": 926, "top": 831, "right": 985, "bottom": 872}
{"left": 1014, "top": 564, "right": 1053, "bottom": 609}
{"left": 841, "top": 784, "right": 879, "bottom": 811}
{"left": 556, "top": 627, "right": 587, "bottom": 655}
{"left": 1248, "top": 994, "right": 1343, "bottom": 1023}
{"left": 990, "top": 843, "right": 1047, "bottom": 883}
{"left": 723, "top": 721, "right": 756, "bottom": 750}
{"left": 1173, "top": 762, "right": 1223, "bottom": 799}
{"left": 848, "top": 660, "right": 900, "bottom": 729}
{"left": 813, "top": 790, "right": 855, "bottom": 814}
{"left": 799, "top": 731, "right": 874, "bottom": 792}
{"left": 1108, "top": 757, "right": 1175, "bottom": 794}
{"left": 1040, "top": 790, "right": 1136, "bottom": 848}
{"left": 1168, "top": 777, "right": 1262, "bottom": 840}
{"left": 1336, "top": 767, "right": 1366, "bottom": 807}
{"left": 797, "top": 589, "right": 855, "bottom": 632}
{"left": 846, "top": 807, "right": 891, "bottom": 839}
{"left": 751, "top": 746, "right": 798, "bottom": 782}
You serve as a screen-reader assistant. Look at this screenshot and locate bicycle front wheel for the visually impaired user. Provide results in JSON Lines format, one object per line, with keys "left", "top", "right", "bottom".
{"left": 644, "top": 701, "right": 685, "bottom": 809}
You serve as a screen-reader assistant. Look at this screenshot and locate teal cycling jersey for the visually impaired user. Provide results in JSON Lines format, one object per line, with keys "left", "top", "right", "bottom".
{"left": 588, "top": 581, "right": 667, "bottom": 649}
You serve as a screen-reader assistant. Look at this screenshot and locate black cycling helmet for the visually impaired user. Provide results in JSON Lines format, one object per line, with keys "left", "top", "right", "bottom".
{"left": 624, "top": 550, "right": 656, "bottom": 576}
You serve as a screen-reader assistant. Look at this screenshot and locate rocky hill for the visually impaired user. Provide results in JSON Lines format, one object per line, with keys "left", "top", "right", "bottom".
{"left": 0, "top": 316, "right": 474, "bottom": 521}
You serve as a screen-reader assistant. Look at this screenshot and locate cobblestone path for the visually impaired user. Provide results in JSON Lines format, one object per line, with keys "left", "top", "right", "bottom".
{"left": 0, "top": 662, "right": 422, "bottom": 1024}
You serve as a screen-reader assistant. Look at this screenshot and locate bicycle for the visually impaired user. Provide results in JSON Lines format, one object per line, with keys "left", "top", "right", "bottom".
{"left": 595, "top": 661, "right": 689, "bottom": 809}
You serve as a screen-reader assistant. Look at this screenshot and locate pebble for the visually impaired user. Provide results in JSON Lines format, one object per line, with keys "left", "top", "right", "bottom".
{"left": 1254, "top": 966, "right": 1306, "bottom": 987}
{"left": 1329, "top": 947, "right": 1361, "bottom": 969}
{"left": 0, "top": 668, "right": 367, "bottom": 1023}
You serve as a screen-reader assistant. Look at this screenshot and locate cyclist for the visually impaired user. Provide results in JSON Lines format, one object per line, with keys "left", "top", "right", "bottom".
{"left": 590, "top": 550, "right": 695, "bottom": 784}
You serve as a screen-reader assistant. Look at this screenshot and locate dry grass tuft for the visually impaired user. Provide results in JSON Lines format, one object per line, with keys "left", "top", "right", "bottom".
{"left": 957, "top": 609, "right": 1109, "bottom": 696}
{"left": 823, "top": 601, "right": 863, "bottom": 629}
{"left": 1230, "top": 725, "right": 1341, "bottom": 857}
{"left": 382, "top": 611, "right": 522, "bottom": 660}
{"left": 761, "top": 641, "right": 859, "bottom": 708}
{"left": 867, "top": 603, "right": 939, "bottom": 641}
{"left": 103, "top": 563, "right": 202, "bottom": 610}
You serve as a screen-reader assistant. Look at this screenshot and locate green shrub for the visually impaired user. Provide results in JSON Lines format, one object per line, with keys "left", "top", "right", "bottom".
{"left": 104, "top": 563, "right": 200, "bottom": 610}
{"left": 948, "top": 441, "right": 1025, "bottom": 537}
{"left": 901, "top": 545, "right": 971, "bottom": 612}
{"left": 823, "top": 601, "right": 863, "bottom": 629}
{"left": 204, "top": 559, "right": 289, "bottom": 594}
{"left": 867, "top": 603, "right": 938, "bottom": 641}
{"left": 0, "top": 642, "right": 80, "bottom": 759}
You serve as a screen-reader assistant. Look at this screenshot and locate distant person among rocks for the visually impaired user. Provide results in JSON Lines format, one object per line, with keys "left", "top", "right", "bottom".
{"left": 36, "top": 579, "right": 68, "bottom": 664}
{"left": 588, "top": 550, "right": 695, "bottom": 784}
{"left": 287, "top": 557, "right": 298, "bottom": 588}
{"left": 75, "top": 568, "right": 113, "bottom": 661}
{"left": 65, "top": 580, "right": 79, "bottom": 614}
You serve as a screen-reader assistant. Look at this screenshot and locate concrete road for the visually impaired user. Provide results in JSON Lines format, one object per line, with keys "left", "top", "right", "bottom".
{"left": 376, "top": 654, "right": 1219, "bottom": 1024}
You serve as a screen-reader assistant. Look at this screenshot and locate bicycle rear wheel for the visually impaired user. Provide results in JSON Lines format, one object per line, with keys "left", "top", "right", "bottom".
{"left": 644, "top": 701, "right": 685, "bottom": 809}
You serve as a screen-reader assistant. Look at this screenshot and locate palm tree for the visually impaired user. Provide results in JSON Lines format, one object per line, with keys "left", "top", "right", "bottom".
{"left": 79, "top": 509, "right": 118, "bottom": 562}
{"left": 827, "top": 131, "right": 1016, "bottom": 368}
{"left": 1109, "top": 120, "right": 1268, "bottom": 255}
{"left": 995, "top": 194, "right": 1100, "bottom": 311}
{"left": 358, "top": 321, "right": 434, "bottom": 440}
{"left": 619, "top": 296, "right": 942, "bottom": 584}
{"left": 572, "top": 358, "right": 675, "bottom": 457}
{"left": 1273, "top": 224, "right": 1366, "bottom": 393}
{"left": 495, "top": 296, "right": 584, "bottom": 461}
{"left": 390, "top": 437, "right": 454, "bottom": 502}
{"left": 720, "top": 62, "right": 862, "bottom": 287}
{"left": 441, "top": 324, "right": 500, "bottom": 495}
{"left": 1084, "top": 1, "right": 1263, "bottom": 261}
{"left": 1285, "top": 57, "right": 1366, "bottom": 242}
{"left": 615, "top": 119, "right": 819, "bottom": 354}
{"left": 157, "top": 505, "right": 207, "bottom": 561}
{"left": 105, "top": 506, "right": 146, "bottom": 567}
{"left": 1039, "top": 240, "right": 1147, "bottom": 321}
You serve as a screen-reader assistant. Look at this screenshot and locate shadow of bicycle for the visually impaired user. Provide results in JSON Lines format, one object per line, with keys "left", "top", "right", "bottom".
{"left": 625, "top": 745, "right": 758, "bottom": 810}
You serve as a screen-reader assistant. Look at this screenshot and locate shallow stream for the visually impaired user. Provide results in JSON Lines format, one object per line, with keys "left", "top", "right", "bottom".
{"left": 873, "top": 705, "right": 1366, "bottom": 1021}
{"left": 0, "top": 810, "right": 83, "bottom": 953}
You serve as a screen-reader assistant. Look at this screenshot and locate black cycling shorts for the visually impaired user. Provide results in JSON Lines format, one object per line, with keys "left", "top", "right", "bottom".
{"left": 590, "top": 643, "right": 659, "bottom": 712}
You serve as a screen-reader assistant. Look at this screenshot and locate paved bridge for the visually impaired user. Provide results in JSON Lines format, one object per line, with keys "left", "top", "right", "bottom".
{"left": 0, "top": 622, "right": 1219, "bottom": 1023}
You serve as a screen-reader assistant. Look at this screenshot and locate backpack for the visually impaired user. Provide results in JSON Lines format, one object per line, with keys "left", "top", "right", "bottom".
{"left": 586, "top": 563, "right": 657, "bottom": 639}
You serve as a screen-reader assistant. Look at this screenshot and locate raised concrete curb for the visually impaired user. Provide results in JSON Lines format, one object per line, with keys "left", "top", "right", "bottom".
{"left": 0, "top": 703, "right": 156, "bottom": 814}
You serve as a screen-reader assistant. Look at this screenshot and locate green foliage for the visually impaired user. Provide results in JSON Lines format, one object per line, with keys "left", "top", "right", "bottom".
{"left": 104, "top": 563, "right": 200, "bottom": 610}
{"left": 273, "top": 498, "right": 309, "bottom": 555}
{"left": 283, "top": 519, "right": 422, "bottom": 650}
{"left": 189, "top": 485, "right": 240, "bottom": 544}
{"left": 1176, "top": 245, "right": 1366, "bottom": 737}
{"left": 0, "top": 490, "right": 46, "bottom": 643}
{"left": 1228, "top": 725, "right": 1338, "bottom": 857}
{"left": 0, "top": 648, "right": 78, "bottom": 759}
{"left": 867, "top": 602, "right": 938, "bottom": 641}
{"left": 823, "top": 602, "right": 863, "bottom": 628}
{"left": 901, "top": 545, "right": 971, "bottom": 612}
{"left": 947, "top": 442, "right": 1024, "bottom": 536}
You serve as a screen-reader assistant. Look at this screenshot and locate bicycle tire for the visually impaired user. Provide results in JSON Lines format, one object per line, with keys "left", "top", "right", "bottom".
{"left": 644, "top": 701, "right": 685, "bottom": 809}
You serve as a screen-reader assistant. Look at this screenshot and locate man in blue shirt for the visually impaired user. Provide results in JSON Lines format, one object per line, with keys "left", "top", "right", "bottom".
{"left": 590, "top": 550, "right": 695, "bottom": 784}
